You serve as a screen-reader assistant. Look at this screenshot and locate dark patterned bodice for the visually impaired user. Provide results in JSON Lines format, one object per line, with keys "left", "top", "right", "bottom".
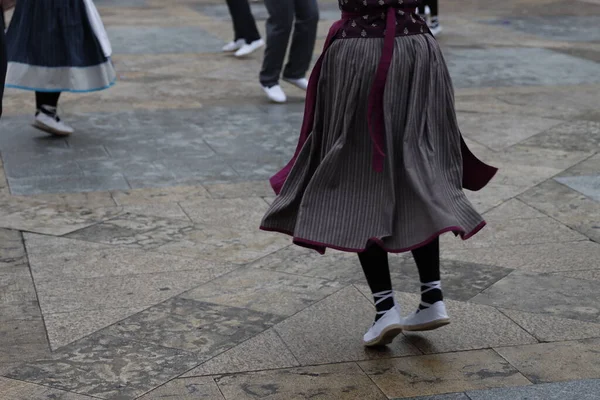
{"left": 336, "top": 0, "right": 429, "bottom": 39}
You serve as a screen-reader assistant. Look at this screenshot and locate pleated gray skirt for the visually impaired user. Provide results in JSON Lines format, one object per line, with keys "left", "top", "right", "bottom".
{"left": 260, "top": 34, "right": 486, "bottom": 253}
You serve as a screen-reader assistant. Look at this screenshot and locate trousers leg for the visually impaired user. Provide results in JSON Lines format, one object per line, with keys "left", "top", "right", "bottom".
{"left": 0, "top": 15, "right": 6, "bottom": 118}
{"left": 225, "top": 0, "right": 261, "bottom": 43}
{"left": 423, "top": 0, "right": 439, "bottom": 16}
{"left": 283, "top": 0, "right": 319, "bottom": 80}
{"left": 260, "top": 0, "right": 294, "bottom": 87}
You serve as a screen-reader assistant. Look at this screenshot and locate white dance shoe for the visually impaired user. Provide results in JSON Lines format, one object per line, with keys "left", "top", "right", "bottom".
{"left": 400, "top": 281, "right": 450, "bottom": 331}
{"left": 262, "top": 85, "right": 287, "bottom": 103}
{"left": 33, "top": 107, "right": 74, "bottom": 136}
{"left": 283, "top": 77, "right": 309, "bottom": 91}
{"left": 363, "top": 290, "right": 404, "bottom": 347}
{"left": 235, "top": 39, "right": 265, "bottom": 57}
{"left": 222, "top": 39, "right": 245, "bottom": 52}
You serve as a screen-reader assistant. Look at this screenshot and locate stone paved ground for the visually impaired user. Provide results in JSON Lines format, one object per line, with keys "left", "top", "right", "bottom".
{"left": 1, "top": 0, "right": 600, "bottom": 399}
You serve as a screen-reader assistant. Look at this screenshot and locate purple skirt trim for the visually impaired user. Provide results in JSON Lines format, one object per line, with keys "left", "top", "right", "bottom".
{"left": 260, "top": 220, "right": 487, "bottom": 254}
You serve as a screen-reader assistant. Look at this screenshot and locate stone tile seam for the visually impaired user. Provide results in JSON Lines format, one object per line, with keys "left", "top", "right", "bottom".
{"left": 128, "top": 297, "right": 305, "bottom": 388}
{"left": 491, "top": 337, "right": 600, "bottom": 355}
{"left": 29, "top": 262, "right": 249, "bottom": 351}
{"left": 522, "top": 183, "right": 597, "bottom": 219}
{"left": 273, "top": 328, "right": 303, "bottom": 368}
{"left": 243, "top": 244, "right": 295, "bottom": 268}
{"left": 57, "top": 210, "right": 188, "bottom": 240}
{"left": 461, "top": 379, "right": 600, "bottom": 400}
{"left": 190, "top": 348, "right": 538, "bottom": 378}
{"left": 552, "top": 152, "right": 600, "bottom": 176}
{"left": 52, "top": 260, "right": 248, "bottom": 306}
{"left": 200, "top": 138, "right": 244, "bottom": 180}
{"left": 449, "top": 237, "right": 590, "bottom": 251}
{"left": 491, "top": 307, "right": 600, "bottom": 338}
{"left": 174, "top": 201, "right": 194, "bottom": 223}
{"left": 354, "top": 360, "right": 394, "bottom": 400}
{"left": 550, "top": 172, "right": 600, "bottom": 206}
{"left": 0, "top": 376, "right": 102, "bottom": 400}
{"left": 242, "top": 262, "right": 350, "bottom": 286}
{"left": 31, "top": 230, "right": 250, "bottom": 264}
{"left": 15, "top": 229, "right": 54, "bottom": 358}
{"left": 142, "top": 239, "right": 266, "bottom": 264}
{"left": 496, "top": 308, "right": 543, "bottom": 344}
{"left": 53, "top": 209, "right": 128, "bottom": 238}
{"left": 489, "top": 347, "right": 537, "bottom": 386}
{"left": 181, "top": 285, "right": 365, "bottom": 379}
{"left": 524, "top": 119, "right": 599, "bottom": 147}
{"left": 462, "top": 268, "right": 515, "bottom": 303}
{"left": 550, "top": 267, "right": 600, "bottom": 274}
{"left": 4, "top": 164, "right": 88, "bottom": 180}
{"left": 176, "top": 328, "right": 305, "bottom": 381}
{"left": 186, "top": 359, "right": 380, "bottom": 380}
{"left": 518, "top": 181, "right": 600, "bottom": 243}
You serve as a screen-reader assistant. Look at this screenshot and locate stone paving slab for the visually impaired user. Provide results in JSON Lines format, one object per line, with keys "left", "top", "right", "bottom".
{"left": 109, "top": 26, "right": 225, "bottom": 54}
{"left": 402, "top": 394, "right": 469, "bottom": 400}
{"left": 194, "top": 1, "right": 342, "bottom": 21}
{"left": 555, "top": 175, "right": 600, "bottom": 202}
{"left": 5, "top": 333, "right": 200, "bottom": 399}
{"left": 522, "top": 121, "right": 600, "bottom": 152}
{"left": 181, "top": 267, "right": 343, "bottom": 317}
{"left": 0, "top": 376, "right": 93, "bottom": 400}
{"left": 215, "top": 362, "right": 389, "bottom": 400}
{"left": 403, "top": 379, "right": 600, "bottom": 400}
{"left": 137, "top": 377, "right": 225, "bottom": 399}
{"left": 359, "top": 349, "right": 530, "bottom": 399}
{"left": 558, "top": 153, "right": 600, "bottom": 177}
{"left": 456, "top": 113, "right": 562, "bottom": 150}
{"left": 466, "top": 379, "right": 600, "bottom": 400}
{"left": 518, "top": 180, "right": 600, "bottom": 243}
{"left": 472, "top": 270, "right": 600, "bottom": 323}
{"left": 183, "top": 328, "right": 300, "bottom": 377}
{"left": 103, "top": 297, "right": 282, "bottom": 357}
{"left": 445, "top": 47, "right": 600, "bottom": 88}
{"left": 498, "top": 309, "right": 600, "bottom": 342}
{"left": 442, "top": 240, "right": 600, "bottom": 273}
{"left": 495, "top": 339, "right": 600, "bottom": 384}
{"left": 486, "top": 16, "right": 600, "bottom": 42}
{"left": 274, "top": 286, "right": 422, "bottom": 365}
{"left": 8, "top": 175, "right": 131, "bottom": 195}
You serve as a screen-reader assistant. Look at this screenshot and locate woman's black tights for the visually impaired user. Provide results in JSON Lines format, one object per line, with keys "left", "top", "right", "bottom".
{"left": 358, "top": 238, "right": 442, "bottom": 319}
{"left": 35, "top": 92, "right": 61, "bottom": 110}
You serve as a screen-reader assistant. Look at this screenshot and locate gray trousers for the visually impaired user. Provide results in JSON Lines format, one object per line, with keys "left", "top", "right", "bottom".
{"left": 260, "top": 0, "right": 319, "bottom": 87}
{"left": 0, "top": 13, "right": 6, "bottom": 118}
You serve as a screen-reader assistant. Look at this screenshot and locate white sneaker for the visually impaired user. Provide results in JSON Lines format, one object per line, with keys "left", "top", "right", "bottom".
{"left": 283, "top": 77, "right": 309, "bottom": 91}
{"left": 33, "top": 107, "right": 74, "bottom": 136}
{"left": 400, "top": 282, "right": 450, "bottom": 331}
{"left": 363, "top": 290, "right": 404, "bottom": 347}
{"left": 235, "top": 39, "right": 265, "bottom": 57}
{"left": 262, "top": 85, "right": 287, "bottom": 103}
{"left": 223, "top": 39, "right": 245, "bottom": 52}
